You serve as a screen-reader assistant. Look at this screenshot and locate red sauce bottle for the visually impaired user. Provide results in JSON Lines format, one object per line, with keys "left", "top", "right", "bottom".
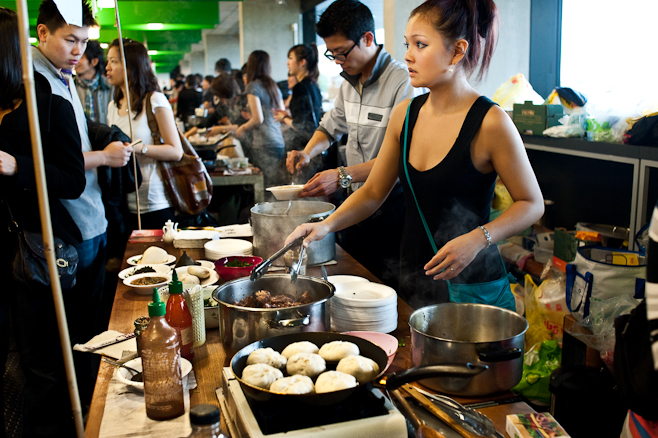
{"left": 166, "top": 270, "right": 194, "bottom": 360}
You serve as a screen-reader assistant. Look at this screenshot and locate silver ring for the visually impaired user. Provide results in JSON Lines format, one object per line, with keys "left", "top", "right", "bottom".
{"left": 450, "top": 268, "right": 455, "bottom": 272}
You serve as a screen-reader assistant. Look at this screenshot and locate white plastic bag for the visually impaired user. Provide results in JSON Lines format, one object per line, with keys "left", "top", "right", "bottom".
{"left": 492, "top": 74, "right": 544, "bottom": 111}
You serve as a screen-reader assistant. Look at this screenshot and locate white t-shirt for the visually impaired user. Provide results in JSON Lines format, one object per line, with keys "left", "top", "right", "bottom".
{"left": 107, "top": 92, "right": 173, "bottom": 214}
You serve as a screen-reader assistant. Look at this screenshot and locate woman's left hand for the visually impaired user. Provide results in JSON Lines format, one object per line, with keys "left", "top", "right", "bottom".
{"left": 424, "top": 229, "right": 487, "bottom": 281}
{"left": 0, "top": 150, "right": 17, "bottom": 176}
{"left": 273, "top": 110, "right": 288, "bottom": 123}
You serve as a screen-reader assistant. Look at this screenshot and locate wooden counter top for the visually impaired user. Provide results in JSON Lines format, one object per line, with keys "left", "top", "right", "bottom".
{"left": 85, "top": 239, "right": 533, "bottom": 437}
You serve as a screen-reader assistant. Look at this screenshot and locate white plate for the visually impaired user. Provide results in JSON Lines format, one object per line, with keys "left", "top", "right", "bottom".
{"left": 123, "top": 273, "right": 172, "bottom": 294}
{"left": 196, "top": 260, "right": 216, "bottom": 270}
{"left": 327, "top": 275, "right": 370, "bottom": 285}
{"left": 127, "top": 253, "right": 176, "bottom": 266}
{"left": 333, "top": 283, "right": 397, "bottom": 303}
{"left": 174, "top": 267, "right": 220, "bottom": 287}
{"left": 118, "top": 264, "right": 171, "bottom": 280}
{"left": 205, "top": 239, "right": 252, "bottom": 253}
{"left": 116, "top": 357, "right": 193, "bottom": 391}
{"left": 266, "top": 185, "right": 305, "bottom": 200}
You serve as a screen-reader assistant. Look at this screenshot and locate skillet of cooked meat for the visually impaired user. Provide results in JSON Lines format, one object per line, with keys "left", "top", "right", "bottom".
{"left": 234, "top": 290, "right": 314, "bottom": 308}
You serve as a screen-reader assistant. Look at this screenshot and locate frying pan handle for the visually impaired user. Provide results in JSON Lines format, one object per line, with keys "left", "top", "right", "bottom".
{"left": 383, "top": 363, "right": 489, "bottom": 392}
{"left": 478, "top": 347, "right": 522, "bottom": 362}
{"left": 268, "top": 315, "right": 310, "bottom": 328}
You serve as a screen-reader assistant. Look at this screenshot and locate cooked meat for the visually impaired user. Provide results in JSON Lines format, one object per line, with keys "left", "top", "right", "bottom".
{"left": 233, "top": 290, "right": 316, "bottom": 308}
{"left": 255, "top": 290, "right": 271, "bottom": 305}
{"left": 270, "top": 294, "right": 294, "bottom": 305}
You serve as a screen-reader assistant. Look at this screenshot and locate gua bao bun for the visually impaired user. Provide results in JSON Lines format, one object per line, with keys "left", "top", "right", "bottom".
{"left": 318, "top": 340, "right": 359, "bottom": 362}
{"left": 336, "top": 355, "right": 380, "bottom": 384}
{"left": 187, "top": 266, "right": 210, "bottom": 279}
{"left": 286, "top": 352, "right": 326, "bottom": 378}
{"left": 241, "top": 363, "right": 283, "bottom": 389}
{"left": 269, "top": 375, "right": 315, "bottom": 394}
{"left": 281, "top": 341, "right": 319, "bottom": 359}
{"left": 139, "top": 246, "right": 168, "bottom": 264}
{"left": 247, "top": 347, "right": 287, "bottom": 370}
{"left": 315, "top": 370, "right": 358, "bottom": 393}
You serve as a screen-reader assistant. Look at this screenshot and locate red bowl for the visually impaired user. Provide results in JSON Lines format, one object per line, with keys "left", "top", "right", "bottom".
{"left": 214, "top": 256, "right": 263, "bottom": 281}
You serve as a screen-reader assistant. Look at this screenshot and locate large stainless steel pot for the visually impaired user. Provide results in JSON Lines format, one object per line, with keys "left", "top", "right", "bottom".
{"left": 409, "top": 303, "right": 528, "bottom": 396}
{"left": 213, "top": 274, "right": 334, "bottom": 352}
{"left": 251, "top": 201, "right": 335, "bottom": 265}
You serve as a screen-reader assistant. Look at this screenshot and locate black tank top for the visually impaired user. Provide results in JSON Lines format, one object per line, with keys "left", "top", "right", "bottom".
{"left": 397, "top": 93, "right": 505, "bottom": 308}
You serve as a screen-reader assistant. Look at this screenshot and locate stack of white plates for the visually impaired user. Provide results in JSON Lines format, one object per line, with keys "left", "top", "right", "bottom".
{"left": 204, "top": 239, "right": 253, "bottom": 261}
{"left": 328, "top": 279, "right": 398, "bottom": 334}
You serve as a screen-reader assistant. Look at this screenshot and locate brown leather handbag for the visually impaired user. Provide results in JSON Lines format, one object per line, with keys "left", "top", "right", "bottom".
{"left": 144, "top": 93, "right": 213, "bottom": 215}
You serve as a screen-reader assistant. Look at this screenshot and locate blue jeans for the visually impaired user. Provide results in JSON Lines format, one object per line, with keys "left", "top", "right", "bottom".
{"left": 11, "top": 232, "right": 107, "bottom": 437}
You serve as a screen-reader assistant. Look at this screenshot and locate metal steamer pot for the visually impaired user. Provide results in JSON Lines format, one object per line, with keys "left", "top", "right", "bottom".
{"left": 251, "top": 201, "right": 335, "bottom": 265}
{"left": 230, "top": 332, "right": 488, "bottom": 407}
{"left": 409, "top": 303, "right": 528, "bottom": 397}
{"left": 213, "top": 275, "right": 334, "bottom": 352}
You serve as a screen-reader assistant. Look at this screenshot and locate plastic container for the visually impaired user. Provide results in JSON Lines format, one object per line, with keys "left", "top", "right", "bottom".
{"left": 185, "top": 286, "right": 206, "bottom": 348}
{"left": 165, "top": 271, "right": 194, "bottom": 361}
{"left": 139, "top": 289, "right": 185, "bottom": 420}
{"left": 534, "top": 245, "right": 554, "bottom": 264}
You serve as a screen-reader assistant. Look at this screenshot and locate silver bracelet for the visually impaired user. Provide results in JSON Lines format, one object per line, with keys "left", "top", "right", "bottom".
{"left": 478, "top": 225, "right": 492, "bottom": 247}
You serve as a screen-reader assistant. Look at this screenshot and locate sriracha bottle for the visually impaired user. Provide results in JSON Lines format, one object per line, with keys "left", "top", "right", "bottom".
{"left": 166, "top": 270, "right": 194, "bottom": 360}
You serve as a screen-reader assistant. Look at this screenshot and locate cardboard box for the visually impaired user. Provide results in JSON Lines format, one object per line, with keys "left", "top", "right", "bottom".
{"left": 513, "top": 101, "right": 564, "bottom": 135}
{"left": 506, "top": 413, "right": 570, "bottom": 438}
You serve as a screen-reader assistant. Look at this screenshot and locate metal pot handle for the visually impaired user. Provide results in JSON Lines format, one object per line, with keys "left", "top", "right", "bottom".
{"left": 478, "top": 347, "right": 522, "bottom": 362}
{"left": 268, "top": 315, "right": 311, "bottom": 329}
{"left": 383, "top": 363, "right": 488, "bottom": 392}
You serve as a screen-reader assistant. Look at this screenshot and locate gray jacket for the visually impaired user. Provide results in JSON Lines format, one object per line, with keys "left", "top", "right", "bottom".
{"left": 318, "top": 46, "right": 413, "bottom": 190}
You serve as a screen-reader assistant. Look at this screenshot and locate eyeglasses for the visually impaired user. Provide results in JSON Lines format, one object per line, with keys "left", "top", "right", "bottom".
{"left": 324, "top": 41, "right": 359, "bottom": 62}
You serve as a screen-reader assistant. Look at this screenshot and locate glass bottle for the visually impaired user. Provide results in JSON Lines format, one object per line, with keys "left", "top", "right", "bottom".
{"left": 187, "top": 405, "right": 227, "bottom": 438}
{"left": 139, "top": 289, "right": 185, "bottom": 420}
{"left": 166, "top": 270, "right": 194, "bottom": 360}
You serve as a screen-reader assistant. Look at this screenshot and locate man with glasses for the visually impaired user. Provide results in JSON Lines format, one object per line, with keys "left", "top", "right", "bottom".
{"left": 286, "top": 0, "right": 413, "bottom": 287}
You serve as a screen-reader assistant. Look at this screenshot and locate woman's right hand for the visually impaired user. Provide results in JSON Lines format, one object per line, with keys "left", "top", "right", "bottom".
{"left": 284, "top": 222, "right": 331, "bottom": 248}
{"left": 0, "top": 151, "right": 17, "bottom": 176}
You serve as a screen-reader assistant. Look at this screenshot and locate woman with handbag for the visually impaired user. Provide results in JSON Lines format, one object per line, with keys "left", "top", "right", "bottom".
{"left": 275, "top": 43, "right": 323, "bottom": 181}
{"left": 216, "top": 50, "right": 286, "bottom": 188}
{"left": 106, "top": 38, "right": 183, "bottom": 230}
{"left": 0, "top": 7, "right": 89, "bottom": 436}
{"left": 285, "top": 0, "right": 544, "bottom": 310}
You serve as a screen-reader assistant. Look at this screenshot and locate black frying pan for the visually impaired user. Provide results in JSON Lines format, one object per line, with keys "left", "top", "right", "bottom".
{"left": 230, "top": 332, "right": 487, "bottom": 406}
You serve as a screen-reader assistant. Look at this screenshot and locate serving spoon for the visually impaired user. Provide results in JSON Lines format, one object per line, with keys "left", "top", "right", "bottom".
{"left": 283, "top": 155, "right": 298, "bottom": 215}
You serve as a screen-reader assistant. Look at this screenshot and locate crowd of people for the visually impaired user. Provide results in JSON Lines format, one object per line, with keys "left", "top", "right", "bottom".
{"left": 0, "top": 0, "right": 551, "bottom": 436}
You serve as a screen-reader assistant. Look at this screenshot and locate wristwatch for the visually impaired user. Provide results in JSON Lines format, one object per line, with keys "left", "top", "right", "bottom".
{"left": 337, "top": 166, "right": 352, "bottom": 189}
{"left": 140, "top": 144, "right": 148, "bottom": 155}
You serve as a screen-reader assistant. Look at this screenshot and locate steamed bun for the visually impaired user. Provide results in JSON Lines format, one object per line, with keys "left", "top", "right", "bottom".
{"left": 140, "top": 246, "right": 168, "bottom": 264}
{"left": 247, "top": 347, "right": 287, "bottom": 370}
{"left": 336, "top": 355, "right": 380, "bottom": 384}
{"left": 269, "top": 375, "right": 315, "bottom": 394}
{"left": 318, "top": 341, "right": 359, "bottom": 361}
{"left": 178, "top": 273, "right": 200, "bottom": 285}
{"left": 241, "top": 363, "right": 283, "bottom": 389}
{"left": 315, "top": 370, "right": 357, "bottom": 393}
{"left": 281, "top": 341, "right": 319, "bottom": 359}
{"left": 286, "top": 352, "right": 326, "bottom": 378}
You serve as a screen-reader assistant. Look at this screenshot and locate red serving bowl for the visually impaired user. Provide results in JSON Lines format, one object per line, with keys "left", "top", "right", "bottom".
{"left": 214, "top": 256, "right": 263, "bottom": 281}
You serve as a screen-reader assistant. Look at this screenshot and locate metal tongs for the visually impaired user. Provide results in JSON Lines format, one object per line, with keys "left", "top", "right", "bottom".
{"left": 250, "top": 236, "right": 304, "bottom": 282}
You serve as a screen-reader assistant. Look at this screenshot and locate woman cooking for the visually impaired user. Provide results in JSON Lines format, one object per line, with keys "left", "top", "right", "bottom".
{"left": 285, "top": 0, "right": 544, "bottom": 310}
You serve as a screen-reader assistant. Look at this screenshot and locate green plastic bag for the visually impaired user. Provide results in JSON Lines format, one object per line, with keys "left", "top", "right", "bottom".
{"left": 512, "top": 340, "right": 562, "bottom": 405}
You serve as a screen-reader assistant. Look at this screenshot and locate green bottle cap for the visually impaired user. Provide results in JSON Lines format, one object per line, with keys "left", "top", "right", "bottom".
{"left": 148, "top": 288, "right": 166, "bottom": 317}
{"left": 169, "top": 269, "right": 183, "bottom": 295}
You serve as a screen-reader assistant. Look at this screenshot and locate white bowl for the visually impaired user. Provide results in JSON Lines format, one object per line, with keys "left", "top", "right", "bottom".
{"left": 116, "top": 357, "right": 193, "bottom": 391}
{"left": 123, "top": 273, "right": 171, "bottom": 294}
{"left": 118, "top": 264, "right": 170, "bottom": 280}
{"left": 266, "top": 185, "right": 305, "bottom": 200}
{"left": 203, "top": 286, "right": 220, "bottom": 329}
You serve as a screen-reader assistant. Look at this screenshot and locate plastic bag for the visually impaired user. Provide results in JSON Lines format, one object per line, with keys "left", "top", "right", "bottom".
{"left": 571, "top": 294, "right": 639, "bottom": 371}
{"left": 492, "top": 73, "right": 544, "bottom": 111}
{"left": 512, "top": 340, "right": 562, "bottom": 405}
{"left": 543, "top": 113, "right": 587, "bottom": 138}
{"left": 524, "top": 265, "right": 570, "bottom": 351}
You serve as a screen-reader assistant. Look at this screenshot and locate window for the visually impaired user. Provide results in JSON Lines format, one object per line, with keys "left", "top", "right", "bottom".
{"left": 561, "top": 0, "right": 658, "bottom": 114}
